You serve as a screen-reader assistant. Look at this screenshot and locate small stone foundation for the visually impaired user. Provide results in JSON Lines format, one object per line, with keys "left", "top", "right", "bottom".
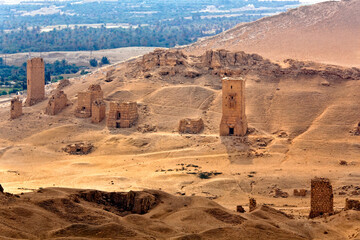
{"left": 63, "top": 143, "right": 94, "bottom": 155}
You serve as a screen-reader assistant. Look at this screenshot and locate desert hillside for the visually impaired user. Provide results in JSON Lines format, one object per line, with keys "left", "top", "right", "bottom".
{"left": 1, "top": 187, "right": 360, "bottom": 239}
{"left": 185, "top": 0, "right": 360, "bottom": 68}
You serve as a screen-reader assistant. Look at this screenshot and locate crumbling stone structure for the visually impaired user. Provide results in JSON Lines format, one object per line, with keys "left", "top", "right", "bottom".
{"left": 249, "top": 198, "right": 256, "bottom": 212}
{"left": 220, "top": 77, "right": 248, "bottom": 136}
{"left": 107, "top": 102, "right": 138, "bottom": 128}
{"left": 91, "top": 100, "right": 106, "bottom": 123}
{"left": 75, "top": 84, "right": 103, "bottom": 118}
{"left": 345, "top": 198, "right": 360, "bottom": 211}
{"left": 179, "top": 118, "right": 204, "bottom": 134}
{"left": 63, "top": 143, "right": 93, "bottom": 155}
{"left": 45, "top": 90, "right": 68, "bottom": 115}
{"left": 10, "top": 98, "right": 22, "bottom": 119}
{"left": 25, "top": 58, "right": 45, "bottom": 106}
{"left": 309, "top": 178, "right": 334, "bottom": 218}
{"left": 236, "top": 205, "right": 245, "bottom": 213}
{"left": 141, "top": 49, "right": 187, "bottom": 71}
{"left": 294, "top": 189, "right": 307, "bottom": 197}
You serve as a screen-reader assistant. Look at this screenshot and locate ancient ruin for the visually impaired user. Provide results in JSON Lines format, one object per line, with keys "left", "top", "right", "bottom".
{"left": 91, "top": 100, "right": 106, "bottom": 123}
{"left": 345, "top": 198, "right": 360, "bottom": 211}
{"left": 294, "top": 189, "right": 307, "bottom": 197}
{"left": 63, "top": 143, "right": 94, "bottom": 155}
{"left": 220, "top": 77, "right": 248, "bottom": 136}
{"left": 178, "top": 118, "right": 204, "bottom": 134}
{"left": 249, "top": 198, "right": 257, "bottom": 212}
{"left": 10, "top": 98, "right": 22, "bottom": 119}
{"left": 25, "top": 57, "right": 45, "bottom": 106}
{"left": 45, "top": 90, "right": 68, "bottom": 115}
{"left": 309, "top": 178, "right": 334, "bottom": 218}
{"left": 236, "top": 205, "right": 245, "bottom": 213}
{"left": 75, "top": 84, "right": 103, "bottom": 118}
{"left": 107, "top": 102, "right": 138, "bottom": 128}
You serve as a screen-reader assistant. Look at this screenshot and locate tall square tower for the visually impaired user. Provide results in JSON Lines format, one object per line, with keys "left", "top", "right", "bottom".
{"left": 25, "top": 58, "right": 45, "bottom": 106}
{"left": 220, "top": 77, "right": 248, "bottom": 136}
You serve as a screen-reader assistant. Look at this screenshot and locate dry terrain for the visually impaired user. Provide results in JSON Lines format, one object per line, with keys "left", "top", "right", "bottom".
{"left": 0, "top": 48, "right": 359, "bottom": 239}
{"left": 1, "top": 1, "right": 360, "bottom": 239}
{"left": 185, "top": 0, "right": 360, "bottom": 68}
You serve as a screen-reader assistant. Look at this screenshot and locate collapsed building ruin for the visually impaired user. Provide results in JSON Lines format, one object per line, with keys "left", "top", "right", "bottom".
{"left": 63, "top": 143, "right": 94, "bottom": 155}
{"left": 178, "top": 118, "right": 204, "bottom": 134}
{"left": 75, "top": 84, "right": 103, "bottom": 118}
{"left": 345, "top": 198, "right": 360, "bottom": 211}
{"left": 91, "top": 100, "right": 106, "bottom": 123}
{"left": 249, "top": 198, "right": 257, "bottom": 212}
{"left": 45, "top": 90, "right": 68, "bottom": 115}
{"left": 107, "top": 102, "right": 138, "bottom": 128}
{"left": 309, "top": 178, "right": 334, "bottom": 218}
{"left": 220, "top": 77, "right": 248, "bottom": 136}
{"left": 25, "top": 58, "right": 45, "bottom": 106}
{"left": 10, "top": 98, "right": 22, "bottom": 119}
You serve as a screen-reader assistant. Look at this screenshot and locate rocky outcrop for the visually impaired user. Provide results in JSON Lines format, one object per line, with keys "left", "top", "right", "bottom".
{"left": 77, "top": 190, "right": 157, "bottom": 214}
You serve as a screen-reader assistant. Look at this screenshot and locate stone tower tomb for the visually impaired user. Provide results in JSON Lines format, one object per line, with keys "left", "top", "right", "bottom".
{"left": 220, "top": 77, "right": 248, "bottom": 136}
{"left": 25, "top": 57, "right": 45, "bottom": 106}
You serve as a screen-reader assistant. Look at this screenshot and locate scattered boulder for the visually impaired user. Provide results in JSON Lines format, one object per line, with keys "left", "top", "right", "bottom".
{"left": 63, "top": 143, "right": 94, "bottom": 155}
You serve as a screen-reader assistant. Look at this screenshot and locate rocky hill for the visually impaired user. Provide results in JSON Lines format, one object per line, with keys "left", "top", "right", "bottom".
{"left": 185, "top": 0, "right": 360, "bottom": 68}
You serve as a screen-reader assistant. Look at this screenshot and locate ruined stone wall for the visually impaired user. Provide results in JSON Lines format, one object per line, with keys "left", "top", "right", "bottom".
{"left": 220, "top": 78, "right": 248, "bottom": 136}
{"left": 142, "top": 49, "right": 187, "bottom": 71}
{"left": 179, "top": 118, "right": 204, "bottom": 134}
{"left": 309, "top": 178, "right": 334, "bottom": 218}
{"left": 10, "top": 98, "right": 22, "bottom": 119}
{"left": 75, "top": 84, "right": 103, "bottom": 118}
{"left": 45, "top": 90, "right": 68, "bottom": 115}
{"left": 92, "top": 100, "right": 106, "bottom": 123}
{"left": 25, "top": 58, "right": 45, "bottom": 106}
{"left": 107, "top": 102, "right": 138, "bottom": 128}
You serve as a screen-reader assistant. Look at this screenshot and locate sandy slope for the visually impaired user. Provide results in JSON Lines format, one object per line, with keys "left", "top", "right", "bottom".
{"left": 185, "top": 0, "right": 360, "bottom": 68}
